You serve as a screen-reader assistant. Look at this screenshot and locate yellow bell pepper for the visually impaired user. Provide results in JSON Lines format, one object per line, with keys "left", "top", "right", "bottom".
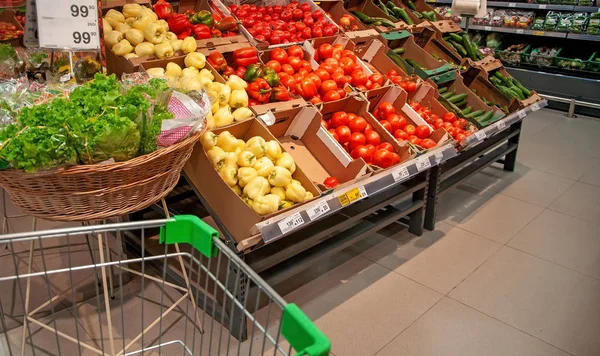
{"left": 135, "top": 42, "right": 154, "bottom": 56}
{"left": 156, "top": 20, "right": 169, "bottom": 32}
{"left": 145, "top": 67, "right": 165, "bottom": 79}
{"left": 198, "top": 75, "right": 213, "bottom": 90}
{"left": 252, "top": 194, "right": 281, "bottom": 215}
{"left": 181, "top": 67, "right": 199, "bottom": 77}
{"left": 206, "top": 112, "right": 215, "bottom": 129}
{"left": 184, "top": 52, "right": 206, "bottom": 69}
{"left": 219, "top": 166, "right": 238, "bottom": 187}
{"left": 181, "top": 37, "right": 197, "bottom": 54}
{"left": 237, "top": 167, "right": 258, "bottom": 188}
{"left": 305, "top": 192, "right": 313, "bottom": 201}
{"left": 211, "top": 100, "right": 220, "bottom": 114}
{"left": 165, "top": 62, "right": 182, "bottom": 77}
{"left": 206, "top": 83, "right": 231, "bottom": 107}
{"left": 253, "top": 157, "right": 274, "bottom": 177}
{"left": 276, "top": 152, "right": 296, "bottom": 174}
{"left": 132, "top": 14, "right": 153, "bottom": 31}
{"left": 265, "top": 141, "right": 282, "bottom": 162}
{"left": 142, "top": 7, "right": 158, "bottom": 22}
{"left": 122, "top": 3, "right": 143, "bottom": 18}
{"left": 235, "top": 147, "right": 243, "bottom": 155}
{"left": 216, "top": 131, "right": 239, "bottom": 152}
{"left": 199, "top": 69, "right": 214, "bottom": 81}
{"left": 279, "top": 200, "right": 294, "bottom": 210}
{"left": 154, "top": 42, "right": 174, "bottom": 59}
{"left": 270, "top": 186, "right": 286, "bottom": 201}
{"left": 229, "top": 90, "right": 249, "bottom": 109}
{"left": 165, "top": 32, "right": 178, "bottom": 42}
{"left": 103, "top": 19, "right": 112, "bottom": 37}
{"left": 124, "top": 53, "right": 138, "bottom": 59}
{"left": 245, "top": 136, "right": 266, "bottom": 159}
{"left": 243, "top": 197, "right": 254, "bottom": 207}
{"left": 218, "top": 152, "right": 238, "bottom": 171}
{"left": 165, "top": 75, "right": 178, "bottom": 88}
{"left": 243, "top": 176, "right": 270, "bottom": 200}
{"left": 237, "top": 151, "right": 257, "bottom": 167}
{"left": 226, "top": 75, "right": 248, "bottom": 91}
{"left": 125, "top": 17, "right": 136, "bottom": 26}
{"left": 206, "top": 146, "right": 226, "bottom": 168}
{"left": 200, "top": 131, "right": 218, "bottom": 150}
{"left": 178, "top": 76, "right": 202, "bottom": 92}
{"left": 104, "top": 10, "right": 125, "bottom": 28}
{"left": 125, "top": 29, "right": 144, "bottom": 46}
{"left": 144, "top": 23, "right": 167, "bottom": 44}
{"left": 115, "top": 23, "right": 131, "bottom": 34}
{"left": 104, "top": 31, "right": 123, "bottom": 49}
{"left": 112, "top": 39, "right": 133, "bottom": 56}
{"left": 268, "top": 166, "right": 292, "bottom": 187}
{"left": 233, "top": 107, "right": 253, "bottom": 122}
{"left": 285, "top": 181, "right": 307, "bottom": 203}
{"left": 170, "top": 39, "right": 183, "bottom": 52}
{"left": 232, "top": 185, "right": 242, "bottom": 196}
{"left": 236, "top": 139, "right": 246, "bottom": 150}
{"left": 214, "top": 106, "right": 234, "bottom": 127}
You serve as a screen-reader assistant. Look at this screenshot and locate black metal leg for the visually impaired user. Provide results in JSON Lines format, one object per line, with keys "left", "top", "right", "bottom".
{"left": 424, "top": 166, "right": 441, "bottom": 231}
{"left": 408, "top": 171, "right": 428, "bottom": 236}
{"left": 503, "top": 121, "right": 522, "bottom": 172}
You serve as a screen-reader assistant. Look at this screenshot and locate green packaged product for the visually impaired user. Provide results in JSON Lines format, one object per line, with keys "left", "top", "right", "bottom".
{"left": 556, "top": 13, "right": 573, "bottom": 32}
{"left": 544, "top": 11, "right": 559, "bottom": 31}
{"left": 531, "top": 17, "right": 545, "bottom": 30}
{"left": 587, "top": 13, "right": 600, "bottom": 35}
{"left": 578, "top": 0, "right": 593, "bottom": 5}
{"left": 569, "top": 13, "right": 589, "bottom": 34}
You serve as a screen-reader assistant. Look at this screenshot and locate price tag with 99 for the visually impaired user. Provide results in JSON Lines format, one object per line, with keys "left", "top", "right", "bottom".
{"left": 392, "top": 166, "right": 410, "bottom": 182}
{"left": 495, "top": 120, "right": 507, "bottom": 131}
{"left": 518, "top": 110, "right": 527, "bottom": 119}
{"left": 36, "top": 0, "right": 99, "bottom": 50}
{"left": 475, "top": 130, "right": 487, "bottom": 141}
{"left": 306, "top": 200, "right": 331, "bottom": 221}
{"left": 278, "top": 212, "right": 305, "bottom": 234}
{"left": 416, "top": 156, "right": 432, "bottom": 172}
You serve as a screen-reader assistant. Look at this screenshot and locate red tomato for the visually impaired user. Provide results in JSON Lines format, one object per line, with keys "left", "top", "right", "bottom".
{"left": 390, "top": 152, "right": 401, "bottom": 165}
{"left": 365, "top": 144, "right": 376, "bottom": 156}
{"left": 312, "top": 25, "right": 323, "bottom": 38}
{"left": 336, "top": 88, "right": 346, "bottom": 99}
{"left": 386, "top": 114, "right": 402, "bottom": 132}
{"left": 265, "top": 60, "right": 282, "bottom": 73}
{"left": 350, "top": 69, "right": 368, "bottom": 86}
{"left": 314, "top": 68, "right": 330, "bottom": 82}
{"left": 301, "top": 27, "right": 312, "bottom": 39}
{"left": 330, "top": 111, "right": 349, "bottom": 128}
{"left": 310, "top": 95, "right": 322, "bottom": 105}
{"left": 415, "top": 125, "right": 431, "bottom": 139}
{"left": 319, "top": 63, "right": 334, "bottom": 74}
{"left": 321, "top": 120, "right": 328, "bottom": 129}
{"left": 271, "top": 48, "right": 289, "bottom": 64}
{"left": 369, "top": 73, "right": 384, "bottom": 85}
{"left": 323, "top": 90, "right": 341, "bottom": 102}
{"left": 323, "top": 57, "right": 339, "bottom": 67}
{"left": 394, "top": 129, "right": 409, "bottom": 140}
{"left": 323, "top": 176, "right": 339, "bottom": 188}
{"left": 409, "top": 136, "right": 421, "bottom": 145}
{"left": 349, "top": 132, "right": 366, "bottom": 150}
{"left": 442, "top": 112, "right": 457, "bottom": 123}
{"left": 365, "top": 130, "right": 380, "bottom": 146}
{"left": 379, "top": 120, "right": 392, "bottom": 133}
{"left": 377, "top": 101, "right": 395, "bottom": 118}
{"left": 281, "top": 63, "right": 294, "bottom": 75}
{"left": 349, "top": 116, "right": 367, "bottom": 132}
{"left": 287, "top": 45, "right": 304, "bottom": 58}
{"left": 328, "top": 128, "right": 338, "bottom": 141}
{"left": 420, "top": 138, "right": 436, "bottom": 149}
{"left": 287, "top": 56, "right": 302, "bottom": 72}
{"left": 433, "top": 118, "right": 444, "bottom": 130}
{"left": 331, "top": 72, "right": 345, "bottom": 87}
{"left": 339, "top": 57, "right": 355, "bottom": 75}
{"left": 320, "top": 80, "right": 337, "bottom": 95}
{"left": 371, "top": 149, "right": 394, "bottom": 168}
{"left": 351, "top": 145, "right": 372, "bottom": 162}
{"left": 404, "top": 124, "right": 416, "bottom": 136}
{"left": 378, "top": 142, "right": 394, "bottom": 152}
{"left": 335, "top": 126, "right": 351, "bottom": 144}
{"left": 458, "top": 118, "right": 468, "bottom": 127}
{"left": 306, "top": 73, "right": 322, "bottom": 88}
{"left": 365, "top": 123, "right": 373, "bottom": 132}
{"left": 455, "top": 133, "right": 467, "bottom": 143}
{"left": 312, "top": 9, "right": 323, "bottom": 19}
{"left": 318, "top": 43, "right": 333, "bottom": 59}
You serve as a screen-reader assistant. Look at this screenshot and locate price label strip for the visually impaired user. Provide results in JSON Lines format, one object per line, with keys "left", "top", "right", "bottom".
{"left": 24, "top": 0, "right": 39, "bottom": 47}
{"left": 416, "top": 156, "right": 432, "bottom": 172}
{"left": 338, "top": 186, "right": 367, "bottom": 207}
{"left": 518, "top": 110, "right": 527, "bottom": 119}
{"left": 495, "top": 120, "right": 507, "bottom": 132}
{"left": 392, "top": 166, "right": 410, "bottom": 182}
{"left": 277, "top": 212, "right": 305, "bottom": 234}
{"left": 36, "top": 0, "right": 100, "bottom": 50}
{"left": 475, "top": 130, "right": 487, "bottom": 141}
{"left": 306, "top": 200, "right": 331, "bottom": 221}
{"left": 531, "top": 102, "right": 541, "bottom": 112}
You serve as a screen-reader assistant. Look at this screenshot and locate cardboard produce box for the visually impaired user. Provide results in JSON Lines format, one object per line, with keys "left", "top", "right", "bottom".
{"left": 366, "top": 86, "right": 452, "bottom": 150}
{"left": 409, "top": 27, "right": 463, "bottom": 68}
{"left": 345, "top": 0, "right": 410, "bottom": 32}
{"left": 0, "top": 10, "right": 24, "bottom": 47}
{"left": 321, "top": 95, "right": 415, "bottom": 167}
{"left": 317, "top": 0, "right": 370, "bottom": 35}
{"left": 139, "top": 55, "right": 227, "bottom": 84}
{"left": 267, "top": 106, "right": 371, "bottom": 187}
{"left": 184, "top": 118, "right": 320, "bottom": 244}
{"left": 461, "top": 65, "right": 521, "bottom": 114}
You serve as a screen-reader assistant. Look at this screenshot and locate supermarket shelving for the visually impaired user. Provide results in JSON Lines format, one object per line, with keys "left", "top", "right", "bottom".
{"left": 428, "top": 0, "right": 599, "bottom": 11}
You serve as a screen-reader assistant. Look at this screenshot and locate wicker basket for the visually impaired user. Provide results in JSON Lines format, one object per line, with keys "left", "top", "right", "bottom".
{"left": 0, "top": 132, "right": 202, "bottom": 221}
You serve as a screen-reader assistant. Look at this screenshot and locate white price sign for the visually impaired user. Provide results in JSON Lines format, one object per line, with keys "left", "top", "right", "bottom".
{"left": 484, "top": 26, "right": 492, "bottom": 31}
{"left": 531, "top": 102, "right": 541, "bottom": 111}
{"left": 475, "top": 130, "right": 487, "bottom": 140}
{"left": 539, "top": 4, "right": 547, "bottom": 8}
{"left": 508, "top": 2, "right": 516, "bottom": 7}
{"left": 416, "top": 156, "right": 432, "bottom": 172}
{"left": 36, "top": 0, "right": 99, "bottom": 50}
{"left": 306, "top": 200, "right": 331, "bottom": 221}
{"left": 278, "top": 212, "right": 305, "bottom": 234}
{"left": 495, "top": 120, "right": 507, "bottom": 131}
{"left": 516, "top": 29, "right": 524, "bottom": 34}
{"left": 24, "top": 0, "right": 39, "bottom": 47}
{"left": 518, "top": 110, "right": 527, "bottom": 119}
{"left": 392, "top": 166, "right": 410, "bottom": 182}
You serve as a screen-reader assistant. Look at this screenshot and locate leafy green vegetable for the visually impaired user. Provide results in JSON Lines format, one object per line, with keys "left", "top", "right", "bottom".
{"left": 0, "top": 44, "right": 16, "bottom": 62}
{"left": 80, "top": 111, "right": 141, "bottom": 164}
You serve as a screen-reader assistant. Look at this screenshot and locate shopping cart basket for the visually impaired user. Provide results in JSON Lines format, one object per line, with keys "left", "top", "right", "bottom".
{"left": 0, "top": 215, "right": 330, "bottom": 356}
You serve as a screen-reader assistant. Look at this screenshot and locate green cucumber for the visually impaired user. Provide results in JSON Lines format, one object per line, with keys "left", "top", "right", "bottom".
{"left": 449, "top": 41, "right": 467, "bottom": 57}
{"left": 407, "top": 0, "right": 417, "bottom": 11}
{"left": 462, "top": 106, "right": 473, "bottom": 115}
{"left": 497, "top": 85, "right": 516, "bottom": 99}
{"left": 378, "top": 0, "right": 392, "bottom": 17}
{"left": 406, "top": 58, "right": 424, "bottom": 69}
{"left": 441, "top": 91, "right": 455, "bottom": 99}
{"left": 476, "top": 111, "right": 494, "bottom": 123}
{"left": 448, "top": 93, "right": 467, "bottom": 103}
{"left": 454, "top": 99, "right": 468, "bottom": 107}
{"left": 512, "top": 80, "right": 531, "bottom": 97}
{"left": 350, "top": 10, "right": 370, "bottom": 23}
{"left": 392, "top": 47, "right": 406, "bottom": 55}
{"left": 449, "top": 33, "right": 463, "bottom": 42}
{"left": 438, "top": 87, "right": 448, "bottom": 94}
{"left": 509, "top": 86, "right": 525, "bottom": 100}
{"left": 465, "top": 110, "right": 484, "bottom": 118}
{"left": 395, "top": 8, "right": 414, "bottom": 24}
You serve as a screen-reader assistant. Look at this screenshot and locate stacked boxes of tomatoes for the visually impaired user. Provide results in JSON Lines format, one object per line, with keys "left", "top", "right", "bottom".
{"left": 214, "top": 0, "right": 341, "bottom": 49}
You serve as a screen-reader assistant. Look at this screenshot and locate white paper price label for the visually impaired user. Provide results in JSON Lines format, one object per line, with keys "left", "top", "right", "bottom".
{"left": 518, "top": 110, "right": 527, "bottom": 119}
{"left": 36, "top": 0, "right": 99, "bottom": 50}
{"left": 306, "top": 200, "right": 331, "bottom": 221}
{"left": 475, "top": 130, "right": 487, "bottom": 141}
{"left": 531, "top": 102, "right": 541, "bottom": 111}
{"left": 416, "top": 156, "right": 432, "bottom": 172}
{"left": 539, "top": 4, "right": 547, "bottom": 8}
{"left": 508, "top": 2, "right": 516, "bottom": 6}
{"left": 392, "top": 166, "right": 410, "bottom": 182}
{"left": 24, "top": 0, "right": 39, "bottom": 47}
{"left": 484, "top": 26, "right": 492, "bottom": 31}
{"left": 516, "top": 29, "right": 524, "bottom": 34}
{"left": 495, "top": 121, "right": 507, "bottom": 131}
{"left": 278, "top": 212, "right": 305, "bottom": 234}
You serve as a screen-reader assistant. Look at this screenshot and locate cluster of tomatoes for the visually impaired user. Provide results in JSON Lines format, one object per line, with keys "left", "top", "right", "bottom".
{"left": 322, "top": 111, "right": 401, "bottom": 168}
{"left": 386, "top": 70, "right": 418, "bottom": 93}
{"left": 372, "top": 102, "right": 437, "bottom": 149}
{"left": 227, "top": 1, "right": 338, "bottom": 45}
{"left": 314, "top": 43, "right": 384, "bottom": 93}
{"left": 425, "top": 109, "right": 471, "bottom": 144}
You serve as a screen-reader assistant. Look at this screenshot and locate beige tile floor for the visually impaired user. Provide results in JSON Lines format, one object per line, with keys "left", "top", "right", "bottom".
{"left": 0, "top": 108, "right": 599, "bottom": 356}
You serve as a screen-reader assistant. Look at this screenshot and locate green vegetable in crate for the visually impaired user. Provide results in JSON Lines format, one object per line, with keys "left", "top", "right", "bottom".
{"left": 407, "top": 0, "right": 417, "bottom": 11}
{"left": 384, "top": 2, "right": 413, "bottom": 24}
{"left": 392, "top": 47, "right": 406, "bottom": 55}
{"left": 421, "top": 11, "right": 437, "bottom": 21}
{"left": 378, "top": 0, "right": 394, "bottom": 19}
{"left": 448, "top": 93, "right": 467, "bottom": 104}
{"left": 350, "top": 10, "right": 395, "bottom": 27}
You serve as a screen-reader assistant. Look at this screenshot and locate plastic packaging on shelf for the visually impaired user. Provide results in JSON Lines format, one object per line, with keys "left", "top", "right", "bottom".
{"left": 490, "top": 9, "right": 506, "bottom": 27}
{"left": 496, "top": 43, "right": 527, "bottom": 66}
{"left": 556, "top": 13, "right": 574, "bottom": 32}
{"left": 587, "top": 12, "right": 600, "bottom": 35}
{"left": 578, "top": 0, "right": 594, "bottom": 6}
{"left": 473, "top": 8, "right": 494, "bottom": 25}
{"left": 531, "top": 16, "right": 545, "bottom": 30}
{"left": 516, "top": 11, "right": 535, "bottom": 29}
{"left": 544, "top": 11, "right": 560, "bottom": 31}
{"left": 524, "top": 46, "right": 561, "bottom": 67}
{"left": 569, "top": 13, "right": 589, "bottom": 34}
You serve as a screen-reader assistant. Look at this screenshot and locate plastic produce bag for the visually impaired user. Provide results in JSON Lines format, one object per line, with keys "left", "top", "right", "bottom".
{"left": 586, "top": 12, "right": 600, "bottom": 35}
{"left": 156, "top": 90, "right": 210, "bottom": 149}
{"left": 569, "top": 13, "right": 589, "bottom": 34}
{"left": 556, "top": 13, "right": 573, "bottom": 32}
{"left": 531, "top": 17, "right": 545, "bottom": 30}
{"left": 544, "top": 11, "right": 560, "bottom": 31}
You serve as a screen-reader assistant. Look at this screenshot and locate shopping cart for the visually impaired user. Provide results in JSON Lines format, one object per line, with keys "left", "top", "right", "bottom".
{"left": 0, "top": 215, "right": 330, "bottom": 356}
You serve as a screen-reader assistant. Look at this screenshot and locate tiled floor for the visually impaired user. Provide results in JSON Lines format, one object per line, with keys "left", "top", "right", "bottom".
{"left": 0, "top": 108, "right": 599, "bottom": 356}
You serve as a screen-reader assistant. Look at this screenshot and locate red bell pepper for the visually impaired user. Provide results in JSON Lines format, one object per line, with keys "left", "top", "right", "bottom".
{"left": 211, "top": 28, "right": 222, "bottom": 37}
{"left": 233, "top": 47, "right": 258, "bottom": 67}
{"left": 192, "top": 24, "right": 212, "bottom": 39}
{"left": 223, "top": 66, "right": 235, "bottom": 77}
{"left": 168, "top": 14, "right": 192, "bottom": 35}
{"left": 234, "top": 66, "right": 247, "bottom": 78}
{"left": 215, "top": 16, "right": 239, "bottom": 32}
{"left": 208, "top": 52, "right": 227, "bottom": 71}
{"left": 271, "top": 86, "right": 291, "bottom": 102}
{"left": 247, "top": 78, "right": 272, "bottom": 103}
{"left": 295, "top": 77, "right": 317, "bottom": 99}
{"left": 153, "top": 0, "right": 173, "bottom": 20}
